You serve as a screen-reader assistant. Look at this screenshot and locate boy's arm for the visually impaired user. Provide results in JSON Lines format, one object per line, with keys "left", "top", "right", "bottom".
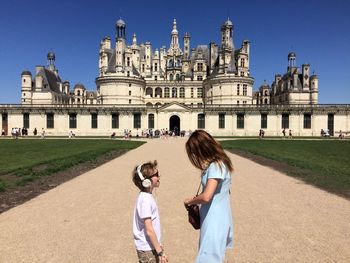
{"left": 144, "top": 218, "right": 163, "bottom": 254}
{"left": 144, "top": 218, "right": 168, "bottom": 262}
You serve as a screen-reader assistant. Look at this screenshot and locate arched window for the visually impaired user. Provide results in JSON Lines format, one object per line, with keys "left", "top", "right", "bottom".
{"left": 164, "top": 87, "right": 170, "bottom": 98}
{"left": 169, "top": 74, "right": 173, "bottom": 81}
{"left": 146, "top": 87, "right": 153, "bottom": 97}
{"left": 155, "top": 87, "right": 162, "bottom": 97}
{"left": 172, "top": 87, "right": 177, "bottom": 98}
{"left": 77, "top": 90, "right": 80, "bottom": 96}
{"left": 146, "top": 102, "right": 153, "bottom": 107}
{"left": 264, "top": 98, "right": 268, "bottom": 104}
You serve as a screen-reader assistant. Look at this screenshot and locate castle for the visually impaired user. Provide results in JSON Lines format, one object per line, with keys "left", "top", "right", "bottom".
{"left": 0, "top": 18, "right": 348, "bottom": 137}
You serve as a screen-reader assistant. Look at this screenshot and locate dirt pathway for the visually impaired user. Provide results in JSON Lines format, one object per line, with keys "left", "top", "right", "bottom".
{"left": 0, "top": 138, "right": 349, "bottom": 262}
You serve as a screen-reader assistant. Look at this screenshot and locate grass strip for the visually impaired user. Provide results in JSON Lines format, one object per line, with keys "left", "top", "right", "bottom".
{"left": 221, "top": 139, "right": 350, "bottom": 198}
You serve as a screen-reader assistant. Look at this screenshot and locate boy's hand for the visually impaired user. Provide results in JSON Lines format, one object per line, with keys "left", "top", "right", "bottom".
{"left": 159, "top": 254, "right": 168, "bottom": 262}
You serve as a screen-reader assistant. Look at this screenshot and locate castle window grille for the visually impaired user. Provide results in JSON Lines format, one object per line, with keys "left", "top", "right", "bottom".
{"left": 69, "top": 113, "right": 77, "bottom": 129}
{"left": 243, "top": 85, "right": 247, "bottom": 96}
{"left": 198, "top": 114, "right": 205, "bottom": 129}
{"left": 179, "top": 87, "right": 185, "bottom": 98}
{"left": 165, "top": 88, "right": 170, "bottom": 98}
{"left": 91, "top": 113, "right": 98, "bottom": 129}
{"left": 112, "top": 113, "right": 119, "bottom": 129}
{"left": 23, "top": 113, "right": 30, "bottom": 129}
{"left": 197, "top": 88, "right": 203, "bottom": 98}
{"left": 219, "top": 113, "right": 225, "bottom": 129}
{"left": 237, "top": 114, "right": 244, "bottom": 129}
{"left": 282, "top": 114, "right": 289, "bottom": 129}
{"left": 134, "top": 113, "right": 141, "bottom": 129}
{"left": 198, "top": 63, "right": 203, "bottom": 71}
{"left": 148, "top": 114, "right": 154, "bottom": 129}
{"left": 303, "top": 114, "right": 311, "bottom": 129}
{"left": 46, "top": 113, "right": 54, "bottom": 129}
{"left": 261, "top": 114, "right": 267, "bottom": 129}
{"left": 197, "top": 76, "right": 203, "bottom": 81}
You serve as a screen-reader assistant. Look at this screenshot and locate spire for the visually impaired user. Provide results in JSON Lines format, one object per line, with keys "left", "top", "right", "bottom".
{"left": 132, "top": 33, "right": 137, "bottom": 45}
{"left": 170, "top": 19, "right": 179, "bottom": 50}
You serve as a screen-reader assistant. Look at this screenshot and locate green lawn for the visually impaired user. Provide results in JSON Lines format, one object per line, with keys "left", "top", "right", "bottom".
{"left": 221, "top": 140, "right": 350, "bottom": 198}
{"left": 0, "top": 139, "right": 144, "bottom": 191}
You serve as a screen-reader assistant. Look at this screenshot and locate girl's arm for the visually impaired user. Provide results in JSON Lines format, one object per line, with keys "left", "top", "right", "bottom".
{"left": 184, "top": 178, "right": 219, "bottom": 205}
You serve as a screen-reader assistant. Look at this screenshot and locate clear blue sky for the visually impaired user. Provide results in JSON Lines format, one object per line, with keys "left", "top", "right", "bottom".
{"left": 0, "top": 0, "right": 349, "bottom": 104}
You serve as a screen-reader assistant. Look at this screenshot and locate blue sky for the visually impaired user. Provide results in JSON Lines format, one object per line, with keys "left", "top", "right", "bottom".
{"left": 0, "top": 0, "right": 349, "bottom": 104}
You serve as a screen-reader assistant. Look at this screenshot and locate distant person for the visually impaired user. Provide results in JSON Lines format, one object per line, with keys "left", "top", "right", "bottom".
{"left": 132, "top": 161, "right": 168, "bottom": 263}
{"left": 33, "top": 128, "right": 37, "bottom": 136}
{"left": 184, "top": 130, "right": 234, "bottom": 263}
{"left": 320, "top": 129, "right": 324, "bottom": 137}
{"left": 41, "top": 128, "right": 45, "bottom": 139}
{"left": 1, "top": 129, "right": 5, "bottom": 136}
{"left": 282, "top": 128, "right": 286, "bottom": 138}
{"left": 289, "top": 129, "right": 293, "bottom": 139}
{"left": 339, "top": 130, "right": 344, "bottom": 139}
{"left": 110, "top": 132, "right": 116, "bottom": 139}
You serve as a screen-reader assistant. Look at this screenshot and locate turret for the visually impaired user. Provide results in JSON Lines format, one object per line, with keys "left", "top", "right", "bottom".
{"left": 21, "top": 71, "right": 32, "bottom": 104}
{"left": 288, "top": 52, "right": 296, "bottom": 72}
{"left": 183, "top": 32, "right": 190, "bottom": 59}
{"left": 310, "top": 75, "right": 318, "bottom": 104}
{"left": 115, "top": 18, "right": 126, "bottom": 73}
{"left": 220, "top": 18, "right": 234, "bottom": 49}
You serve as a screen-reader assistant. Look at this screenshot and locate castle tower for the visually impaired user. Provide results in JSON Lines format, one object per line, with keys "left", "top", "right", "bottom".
{"left": 220, "top": 18, "right": 234, "bottom": 49}
{"left": 170, "top": 19, "right": 180, "bottom": 52}
{"left": 288, "top": 52, "right": 296, "bottom": 72}
{"left": 47, "top": 51, "right": 58, "bottom": 75}
{"left": 115, "top": 18, "right": 126, "bottom": 73}
{"left": 21, "top": 71, "right": 33, "bottom": 104}
{"left": 183, "top": 32, "right": 190, "bottom": 59}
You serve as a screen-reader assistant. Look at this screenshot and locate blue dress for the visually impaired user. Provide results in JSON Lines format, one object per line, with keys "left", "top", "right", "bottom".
{"left": 196, "top": 162, "right": 233, "bottom": 263}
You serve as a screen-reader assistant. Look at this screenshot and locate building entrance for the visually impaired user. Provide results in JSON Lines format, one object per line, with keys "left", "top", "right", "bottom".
{"left": 169, "top": 115, "right": 180, "bottom": 135}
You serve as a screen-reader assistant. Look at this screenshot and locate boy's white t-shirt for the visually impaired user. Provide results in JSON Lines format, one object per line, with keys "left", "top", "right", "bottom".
{"left": 133, "top": 191, "right": 162, "bottom": 251}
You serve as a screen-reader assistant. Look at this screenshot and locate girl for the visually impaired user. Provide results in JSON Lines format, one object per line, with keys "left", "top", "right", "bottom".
{"left": 184, "top": 130, "right": 234, "bottom": 263}
{"left": 132, "top": 160, "right": 168, "bottom": 263}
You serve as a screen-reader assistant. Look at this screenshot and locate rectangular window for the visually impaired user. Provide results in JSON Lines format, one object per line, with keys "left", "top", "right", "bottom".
{"left": 154, "top": 63, "right": 158, "bottom": 71}
{"left": 237, "top": 84, "right": 240, "bottom": 95}
{"left": 69, "top": 113, "right": 77, "bottom": 129}
{"left": 237, "top": 113, "right": 244, "bottom": 129}
{"left": 148, "top": 114, "right": 154, "bottom": 129}
{"left": 91, "top": 113, "right": 98, "bottom": 129}
{"left": 282, "top": 113, "right": 289, "bottom": 129}
{"left": 198, "top": 114, "right": 205, "bottom": 129}
{"left": 23, "top": 113, "right": 29, "bottom": 129}
{"left": 112, "top": 113, "right": 119, "bottom": 129}
{"left": 134, "top": 113, "right": 141, "bottom": 129}
{"left": 243, "top": 84, "right": 247, "bottom": 96}
{"left": 197, "top": 88, "right": 203, "bottom": 98}
{"left": 197, "top": 76, "right": 203, "bottom": 81}
{"left": 303, "top": 114, "right": 311, "bottom": 129}
{"left": 46, "top": 113, "right": 54, "bottom": 129}
{"left": 219, "top": 113, "right": 225, "bottom": 129}
{"left": 191, "top": 88, "right": 194, "bottom": 98}
{"left": 261, "top": 114, "right": 267, "bottom": 129}
{"left": 197, "top": 63, "right": 203, "bottom": 71}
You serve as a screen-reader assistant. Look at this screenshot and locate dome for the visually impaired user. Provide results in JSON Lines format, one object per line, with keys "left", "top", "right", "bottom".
{"left": 47, "top": 51, "right": 55, "bottom": 60}
{"left": 21, "top": 70, "right": 32, "bottom": 76}
{"left": 288, "top": 52, "right": 296, "bottom": 58}
{"left": 224, "top": 18, "right": 233, "bottom": 26}
{"left": 74, "top": 83, "right": 85, "bottom": 90}
{"left": 116, "top": 18, "right": 126, "bottom": 27}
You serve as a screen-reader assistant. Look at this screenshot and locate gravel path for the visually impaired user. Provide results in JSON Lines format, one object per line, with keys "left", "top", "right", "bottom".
{"left": 0, "top": 138, "right": 349, "bottom": 262}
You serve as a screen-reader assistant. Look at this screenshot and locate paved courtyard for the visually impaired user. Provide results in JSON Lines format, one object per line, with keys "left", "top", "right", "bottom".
{"left": 0, "top": 138, "right": 349, "bottom": 262}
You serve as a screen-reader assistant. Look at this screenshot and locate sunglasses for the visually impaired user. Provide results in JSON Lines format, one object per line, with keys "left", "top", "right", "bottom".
{"left": 150, "top": 171, "right": 160, "bottom": 178}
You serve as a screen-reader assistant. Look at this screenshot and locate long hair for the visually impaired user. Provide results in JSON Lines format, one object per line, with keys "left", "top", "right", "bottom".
{"left": 186, "top": 130, "right": 233, "bottom": 172}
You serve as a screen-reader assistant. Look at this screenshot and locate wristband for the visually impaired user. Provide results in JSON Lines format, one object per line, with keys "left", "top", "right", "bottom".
{"left": 157, "top": 250, "right": 164, "bottom": 257}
